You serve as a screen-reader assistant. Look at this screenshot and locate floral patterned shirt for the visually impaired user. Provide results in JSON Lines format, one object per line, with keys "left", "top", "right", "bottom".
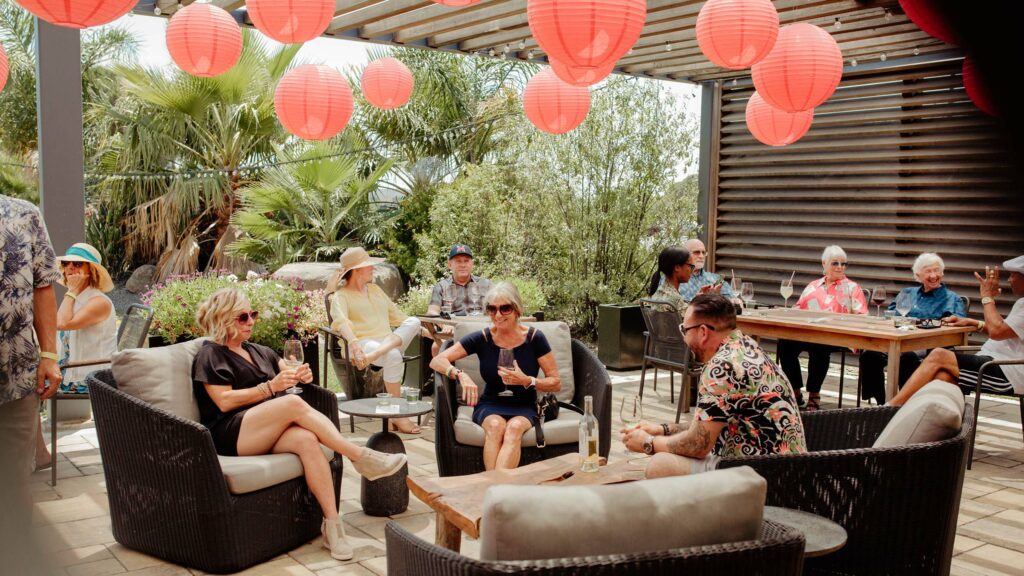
{"left": 696, "top": 330, "right": 807, "bottom": 457}
{"left": 0, "top": 195, "right": 62, "bottom": 404}
{"left": 795, "top": 276, "right": 869, "bottom": 314}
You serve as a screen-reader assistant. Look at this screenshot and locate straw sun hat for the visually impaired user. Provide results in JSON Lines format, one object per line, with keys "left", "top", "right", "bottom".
{"left": 56, "top": 243, "right": 114, "bottom": 293}
{"left": 338, "top": 246, "right": 385, "bottom": 278}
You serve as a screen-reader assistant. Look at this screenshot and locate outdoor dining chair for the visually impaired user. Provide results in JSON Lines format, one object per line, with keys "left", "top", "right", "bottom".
{"left": 638, "top": 299, "right": 702, "bottom": 422}
{"left": 954, "top": 345, "right": 1024, "bottom": 468}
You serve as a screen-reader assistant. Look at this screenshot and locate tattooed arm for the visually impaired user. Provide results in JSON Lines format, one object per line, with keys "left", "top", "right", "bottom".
{"left": 654, "top": 419, "right": 726, "bottom": 459}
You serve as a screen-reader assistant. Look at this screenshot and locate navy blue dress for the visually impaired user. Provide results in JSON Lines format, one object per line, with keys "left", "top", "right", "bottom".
{"left": 459, "top": 326, "right": 552, "bottom": 426}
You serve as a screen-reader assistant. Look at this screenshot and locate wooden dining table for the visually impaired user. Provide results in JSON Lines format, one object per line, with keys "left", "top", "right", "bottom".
{"left": 735, "top": 308, "right": 973, "bottom": 401}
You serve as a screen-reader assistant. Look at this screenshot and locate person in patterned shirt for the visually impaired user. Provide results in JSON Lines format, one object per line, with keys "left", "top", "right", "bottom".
{"left": 623, "top": 294, "right": 806, "bottom": 477}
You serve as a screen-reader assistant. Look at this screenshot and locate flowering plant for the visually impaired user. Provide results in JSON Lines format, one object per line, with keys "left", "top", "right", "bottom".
{"left": 142, "top": 271, "right": 325, "bottom": 348}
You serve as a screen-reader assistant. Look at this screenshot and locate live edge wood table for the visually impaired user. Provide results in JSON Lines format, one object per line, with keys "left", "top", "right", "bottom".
{"left": 407, "top": 453, "right": 644, "bottom": 552}
{"left": 735, "top": 308, "right": 973, "bottom": 401}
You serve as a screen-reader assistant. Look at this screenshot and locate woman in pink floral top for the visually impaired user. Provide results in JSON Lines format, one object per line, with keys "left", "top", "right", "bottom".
{"left": 778, "top": 245, "right": 868, "bottom": 410}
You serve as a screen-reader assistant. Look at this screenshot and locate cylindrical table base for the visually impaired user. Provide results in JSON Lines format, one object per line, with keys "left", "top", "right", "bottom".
{"left": 361, "top": 429, "right": 409, "bottom": 516}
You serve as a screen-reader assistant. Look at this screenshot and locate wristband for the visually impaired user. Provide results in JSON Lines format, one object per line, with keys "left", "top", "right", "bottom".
{"left": 528, "top": 376, "right": 537, "bottom": 389}
{"left": 64, "top": 292, "right": 77, "bottom": 301}
{"left": 39, "top": 351, "right": 59, "bottom": 362}
{"left": 976, "top": 320, "right": 986, "bottom": 333}
{"left": 661, "top": 423, "right": 670, "bottom": 436}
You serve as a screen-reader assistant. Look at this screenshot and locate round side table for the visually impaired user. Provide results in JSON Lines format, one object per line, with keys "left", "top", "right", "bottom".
{"left": 338, "top": 397, "right": 433, "bottom": 517}
{"left": 764, "top": 506, "right": 847, "bottom": 558}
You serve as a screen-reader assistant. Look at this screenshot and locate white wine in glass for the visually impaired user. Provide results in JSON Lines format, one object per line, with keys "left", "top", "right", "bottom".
{"left": 619, "top": 395, "right": 643, "bottom": 455}
{"left": 780, "top": 280, "right": 794, "bottom": 307}
{"left": 282, "top": 339, "right": 304, "bottom": 395}
{"left": 497, "top": 348, "right": 515, "bottom": 397}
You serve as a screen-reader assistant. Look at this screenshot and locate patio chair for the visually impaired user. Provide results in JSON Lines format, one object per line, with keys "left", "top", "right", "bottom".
{"left": 718, "top": 404, "right": 973, "bottom": 575}
{"left": 49, "top": 303, "right": 152, "bottom": 486}
{"left": 87, "top": 354, "right": 343, "bottom": 574}
{"left": 953, "top": 345, "right": 1024, "bottom": 468}
{"left": 433, "top": 330, "right": 612, "bottom": 477}
{"left": 638, "top": 298, "right": 702, "bottom": 421}
{"left": 385, "top": 520, "right": 805, "bottom": 575}
{"left": 319, "top": 293, "right": 420, "bottom": 432}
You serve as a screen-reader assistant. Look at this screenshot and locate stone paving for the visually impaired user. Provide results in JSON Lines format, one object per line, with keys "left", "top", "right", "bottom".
{"left": 31, "top": 366, "right": 1024, "bottom": 575}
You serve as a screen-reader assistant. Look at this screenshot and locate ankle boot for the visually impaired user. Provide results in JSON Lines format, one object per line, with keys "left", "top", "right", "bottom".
{"left": 351, "top": 447, "right": 406, "bottom": 481}
{"left": 321, "top": 517, "right": 354, "bottom": 560}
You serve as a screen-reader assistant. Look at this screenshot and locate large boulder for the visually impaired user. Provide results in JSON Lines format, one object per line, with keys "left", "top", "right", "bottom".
{"left": 373, "top": 263, "right": 406, "bottom": 301}
{"left": 272, "top": 261, "right": 406, "bottom": 300}
{"left": 125, "top": 265, "right": 157, "bottom": 294}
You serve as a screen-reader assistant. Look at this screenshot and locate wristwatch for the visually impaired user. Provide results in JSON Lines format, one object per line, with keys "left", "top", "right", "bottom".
{"left": 527, "top": 376, "right": 537, "bottom": 389}
{"left": 981, "top": 297, "right": 995, "bottom": 306}
{"left": 642, "top": 435, "right": 655, "bottom": 455}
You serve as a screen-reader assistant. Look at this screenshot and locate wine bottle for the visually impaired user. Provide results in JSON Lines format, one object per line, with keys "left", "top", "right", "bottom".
{"left": 578, "top": 395, "right": 599, "bottom": 473}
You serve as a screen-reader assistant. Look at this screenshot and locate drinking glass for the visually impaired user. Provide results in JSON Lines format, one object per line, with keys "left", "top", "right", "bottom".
{"left": 282, "top": 339, "right": 304, "bottom": 395}
{"left": 497, "top": 348, "right": 515, "bottom": 397}
{"left": 871, "top": 286, "right": 887, "bottom": 317}
{"left": 619, "top": 395, "right": 643, "bottom": 455}
{"left": 467, "top": 284, "right": 482, "bottom": 316}
{"left": 894, "top": 291, "right": 913, "bottom": 326}
{"left": 441, "top": 284, "right": 454, "bottom": 317}
{"left": 730, "top": 276, "right": 742, "bottom": 296}
{"left": 741, "top": 282, "right": 755, "bottom": 310}
{"left": 780, "top": 279, "right": 794, "bottom": 308}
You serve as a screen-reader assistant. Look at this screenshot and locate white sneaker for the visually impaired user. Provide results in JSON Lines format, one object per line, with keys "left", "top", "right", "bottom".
{"left": 321, "top": 517, "right": 354, "bottom": 561}
{"left": 351, "top": 447, "right": 407, "bottom": 481}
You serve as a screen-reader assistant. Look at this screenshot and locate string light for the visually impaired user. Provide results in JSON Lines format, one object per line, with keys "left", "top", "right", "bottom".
{"left": 880, "top": 52, "right": 887, "bottom": 61}
{"left": 834, "top": 17, "right": 842, "bottom": 30}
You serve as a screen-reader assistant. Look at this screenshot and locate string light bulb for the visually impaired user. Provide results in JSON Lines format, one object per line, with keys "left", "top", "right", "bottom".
{"left": 834, "top": 17, "right": 841, "bottom": 30}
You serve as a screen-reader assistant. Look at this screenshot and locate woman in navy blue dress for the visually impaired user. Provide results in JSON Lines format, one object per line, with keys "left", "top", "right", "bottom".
{"left": 430, "top": 282, "right": 561, "bottom": 470}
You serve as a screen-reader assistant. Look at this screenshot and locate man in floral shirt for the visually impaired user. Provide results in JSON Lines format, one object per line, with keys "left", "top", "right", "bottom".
{"left": 0, "top": 194, "right": 63, "bottom": 572}
{"left": 623, "top": 294, "right": 806, "bottom": 477}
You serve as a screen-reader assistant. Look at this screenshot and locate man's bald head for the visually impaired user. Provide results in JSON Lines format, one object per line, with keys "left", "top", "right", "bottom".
{"left": 685, "top": 239, "right": 707, "bottom": 270}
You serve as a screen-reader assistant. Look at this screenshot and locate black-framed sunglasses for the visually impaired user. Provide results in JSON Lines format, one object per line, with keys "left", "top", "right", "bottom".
{"left": 60, "top": 261, "right": 87, "bottom": 269}
{"left": 485, "top": 303, "right": 516, "bottom": 316}
{"left": 680, "top": 322, "right": 717, "bottom": 334}
{"left": 829, "top": 261, "right": 849, "bottom": 268}
{"left": 236, "top": 310, "right": 260, "bottom": 323}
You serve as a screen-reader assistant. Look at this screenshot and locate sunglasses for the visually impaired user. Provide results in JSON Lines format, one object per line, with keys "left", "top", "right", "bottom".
{"left": 236, "top": 310, "right": 260, "bottom": 323}
{"left": 829, "top": 261, "right": 849, "bottom": 268}
{"left": 60, "top": 261, "right": 87, "bottom": 269}
{"left": 485, "top": 303, "right": 516, "bottom": 316}
{"left": 680, "top": 322, "right": 717, "bottom": 334}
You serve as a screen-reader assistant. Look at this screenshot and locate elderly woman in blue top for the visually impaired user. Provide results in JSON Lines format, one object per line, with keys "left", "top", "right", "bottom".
{"left": 860, "top": 252, "right": 967, "bottom": 403}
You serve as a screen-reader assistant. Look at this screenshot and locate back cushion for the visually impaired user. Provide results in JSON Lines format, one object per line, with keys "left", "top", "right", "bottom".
{"left": 479, "top": 465, "right": 767, "bottom": 561}
{"left": 451, "top": 321, "right": 575, "bottom": 404}
{"left": 112, "top": 338, "right": 208, "bottom": 422}
{"left": 873, "top": 380, "right": 965, "bottom": 447}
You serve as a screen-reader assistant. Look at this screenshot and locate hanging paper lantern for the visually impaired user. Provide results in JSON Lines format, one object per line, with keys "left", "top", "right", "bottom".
{"left": 745, "top": 91, "right": 814, "bottom": 146}
{"left": 430, "top": 0, "right": 481, "bottom": 5}
{"left": 361, "top": 58, "right": 414, "bottom": 110}
{"left": 696, "top": 0, "right": 779, "bottom": 70}
{"left": 898, "top": 0, "right": 958, "bottom": 46}
{"left": 246, "top": 0, "right": 334, "bottom": 44}
{"left": 549, "top": 58, "right": 615, "bottom": 87}
{"left": 0, "top": 43, "right": 8, "bottom": 93}
{"left": 523, "top": 68, "right": 590, "bottom": 134}
{"left": 166, "top": 3, "right": 243, "bottom": 77}
{"left": 527, "top": 0, "right": 646, "bottom": 76}
{"left": 962, "top": 56, "right": 997, "bottom": 117}
{"left": 275, "top": 65, "right": 354, "bottom": 140}
{"left": 13, "top": 0, "right": 135, "bottom": 29}
{"left": 751, "top": 23, "right": 843, "bottom": 113}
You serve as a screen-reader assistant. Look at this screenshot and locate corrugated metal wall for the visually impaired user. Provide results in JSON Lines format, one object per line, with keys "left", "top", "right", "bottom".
{"left": 708, "top": 58, "right": 1024, "bottom": 318}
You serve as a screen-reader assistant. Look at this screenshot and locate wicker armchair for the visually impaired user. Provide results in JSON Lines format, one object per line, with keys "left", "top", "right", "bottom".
{"left": 87, "top": 370, "right": 343, "bottom": 574}
{"left": 433, "top": 339, "right": 612, "bottom": 477}
{"left": 718, "top": 405, "right": 974, "bottom": 576}
{"left": 385, "top": 520, "right": 805, "bottom": 575}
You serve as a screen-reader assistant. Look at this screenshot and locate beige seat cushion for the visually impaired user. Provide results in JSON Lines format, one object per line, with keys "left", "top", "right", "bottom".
{"left": 218, "top": 445, "right": 334, "bottom": 495}
{"left": 453, "top": 405, "right": 581, "bottom": 447}
{"left": 452, "top": 321, "right": 575, "bottom": 404}
{"left": 479, "top": 465, "right": 766, "bottom": 561}
{"left": 873, "top": 380, "right": 965, "bottom": 448}
{"left": 112, "top": 338, "right": 208, "bottom": 422}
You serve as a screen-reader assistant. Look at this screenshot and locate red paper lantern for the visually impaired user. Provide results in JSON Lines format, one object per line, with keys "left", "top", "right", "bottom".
{"left": 275, "top": 65, "right": 354, "bottom": 140}
{"left": 549, "top": 58, "right": 615, "bottom": 87}
{"left": 430, "top": 0, "right": 481, "bottom": 5}
{"left": 246, "top": 0, "right": 334, "bottom": 44}
{"left": 13, "top": 0, "right": 135, "bottom": 29}
{"left": 962, "top": 56, "right": 997, "bottom": 117}
{"left": 745, "top": 91, "right": 814, "bottom": 146}
{"left": 523, "top": 68, "right": 590, "bottom": 134}
{"left": 166, "top": 3, "right": 243, "bottom": 78}
{"left": 898, "top": 0, "right": 958, "bottom": 46}
{"left": 527, "top": 0, "right": 646, "bottom": 76}
{"left": 361, "top": 58, "right": 414, "bottom": 110}
{"left": 752, "top": 23, "right": 843, "bottom": 113}
{"left": 696, "top": 0, "right": 779, "bottom": 70}
{"left": 0, "top": 43, "right": 8, "bottom": 93}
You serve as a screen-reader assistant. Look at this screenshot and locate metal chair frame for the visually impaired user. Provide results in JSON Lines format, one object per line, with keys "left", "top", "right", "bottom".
{"left": 637, "top": 299, "right": 702, "bottom": 422}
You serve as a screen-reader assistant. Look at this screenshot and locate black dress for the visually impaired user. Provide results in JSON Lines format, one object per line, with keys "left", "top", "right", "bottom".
{"left": 192, "top": 341, "right": 281, "bottom": 456}
{"left": 459, "top": 326, "right": 552, "bottom": 426}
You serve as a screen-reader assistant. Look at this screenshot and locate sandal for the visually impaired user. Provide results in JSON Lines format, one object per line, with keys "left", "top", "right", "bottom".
{"left": 793, "top": 390, "right": 806, "bottom": 408}
{"left": 806, "top": 394, "right": 821, "bottom": 411}
{"left": 389, "top": 418, "right": 421, "bottom": 434}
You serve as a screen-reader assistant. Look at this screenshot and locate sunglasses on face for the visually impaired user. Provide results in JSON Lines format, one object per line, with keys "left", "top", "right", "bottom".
{"left": 485, "top": 303, "right": 516, "bottom": 316}
{"left": 829, "top": 261, "right": 849, "bottom": 268}
{"left": 60, "top": 261, "right": 86, "bottom": 269}
{"left": 236, "top": 310, "right": 259, "bottom": 323}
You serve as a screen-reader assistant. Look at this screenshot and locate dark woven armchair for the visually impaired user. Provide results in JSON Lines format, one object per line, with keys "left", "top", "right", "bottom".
{"left": 385, "top": 520, "right": 805, "bottom": 575}
{"left": 87, "top": 370, "right": 343, "bottom": 574}
{"left": 433, "top": 339, "right": 612, "bottom": 477}
{"left": 718, "top": 405, "right": 974, "bottom": 576}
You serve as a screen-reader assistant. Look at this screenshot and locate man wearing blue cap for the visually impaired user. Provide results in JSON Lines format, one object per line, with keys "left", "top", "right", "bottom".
{"left": 426, "top": 244, "right": 493, "bottom": 354}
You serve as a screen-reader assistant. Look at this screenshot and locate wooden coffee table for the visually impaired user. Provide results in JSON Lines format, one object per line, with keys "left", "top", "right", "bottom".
{"left": 407, "top": 453, "right": 646, "bottom": 552}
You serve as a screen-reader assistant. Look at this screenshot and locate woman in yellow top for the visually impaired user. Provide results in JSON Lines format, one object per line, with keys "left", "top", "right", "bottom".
{"left": 328, "top": 247, "right": 422, "bottom": 433}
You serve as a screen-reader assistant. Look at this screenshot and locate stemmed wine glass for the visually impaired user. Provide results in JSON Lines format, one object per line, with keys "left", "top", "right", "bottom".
{"left": 619, "top": 394, "right": 643, "bottom": 455}
{"left": 440, "top": 284, "right": 454, "bottom": 317}
{"left": 282, "top": 339, "right": 304, "bottom": 395}
{"left": 741, "top": 282, "right": 755, "bottom": 310}
{"left": 895, "top": 291, "right": 913, "bottom": 327}
{"left": 497, "top": 348, "right": 515, "bottom": 397}
{"left": 871, "top": 286, "right": 887, "bottom": 318}
{"left": 467, "top": 284, "right": 482, "bottom": 316}
{"left": 780, "top": 278, "right": 794, "bottom": 308}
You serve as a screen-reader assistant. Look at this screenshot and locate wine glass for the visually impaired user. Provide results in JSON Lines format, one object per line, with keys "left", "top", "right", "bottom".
{"left": 837, "top": 285, "right": 852, "bottom": 314}
{"left": 894, "top": 291, "right": 913, "bottom": 326}
{"left": 741, "top": 282, "right": 755, "bottom": 309}
{"left": 871, "top": 286, "right": 887, "bottom": 318}
{"left": 731, "top": 275, "right": 742, "bottom": 296}
{"left": 619, "top": 395, "right": 643, "bottom": 455}
{"left": 780, "top": 279, "right": 794, "bottom": 308}
{"left": 282, "top": 339, "right": 304, "bottom": 395}
{"left": 497, "top": 348, "right": 515, "bottom": 397}
{"left": 467, "top": 284, "right": 482, "bottom": 316}
{"left": 440, "top": 284, "right": 454, "bottom": 317}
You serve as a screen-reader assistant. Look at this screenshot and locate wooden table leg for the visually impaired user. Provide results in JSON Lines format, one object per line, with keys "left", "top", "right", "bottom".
{"left": 885, "top": 341, "right": 902, "bottom": 402}
{"left": 435, "top": 512, "right": 462, "bottom": 552}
